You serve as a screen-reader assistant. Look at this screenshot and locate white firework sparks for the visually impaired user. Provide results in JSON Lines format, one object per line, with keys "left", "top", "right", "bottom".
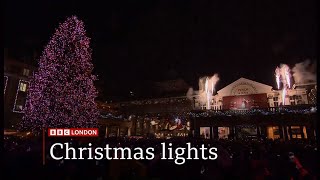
{"left": 275, "top": 67, "right": 281, "bottom": 89}
{"left": 282, "top": 87, "right": 286, "bottom": 106}
{"left": 198, "top": 74, "right": 220, "bottom": 110}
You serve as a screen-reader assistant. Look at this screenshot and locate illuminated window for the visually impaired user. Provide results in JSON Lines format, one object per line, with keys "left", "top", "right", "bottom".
{"left": 23, "top": 68, "right": 30, "bottom": 76}
{"left": 13, "top": 80, "right": 29, "bottom": 113}
{"left": 200, "top": 127, "right": 211, "bottom": 139}
{"left": 19, "top": 82, "right": 27, "bottom": 92}
{"left": 218, "top": 127, "right": 230, "bottom": 139}
{"left": 267, "top": 126, "right": 280, "bottom": 139}
{"left": 290, "top": 126, "right": 302, "bottom": 139}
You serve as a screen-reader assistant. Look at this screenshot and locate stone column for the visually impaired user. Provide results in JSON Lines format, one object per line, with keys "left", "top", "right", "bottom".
{"left": 234, "top": 126, "right": 238, "bottom": 140}
{"left": 210, "top": 127, "right": 213, "bottom": 139}
{"left": 127, "top": 127, "right": 131, "bottom": 137}
{"left": 190, "top": 118, "right": 199, "bottom": 138}
{"left": 105, "top": 126, "right": 108, "bottom": 138}
{"left": 257, "top": 126, "right": 261, "bottom": 138}
{"left": 283, "top": 126, "right": 289, "bottom": 141}
{"left": 133, "top": 119, "right": 137, "bottom": 136}
{"left": 306, "top": 125, "right": 314, "bottom": 141}
{"left": 273, "top": 126, "right": 284, "bottom": 139}
{"left": 273, "top": 125, "right": 286, "bottom": 140}
{"left": 260, "top": 125, "right": 267, "bottom": 140}
{"left": 147, "top": 120, "right": 151, "bottom": 135}
{"left": 229, "top": 126, "right": 235, "bottom": 139}
{"left": 117, "top": 127, "right": 120, "bottom": 137}
{"left": 213, "top": 126, "right": 219, "bottom": 139}
{"left": 288, "top": 126, "right": 293, "bottom": 139}
{"left": 300, "top": 126, "right": 305, "bottom": 139}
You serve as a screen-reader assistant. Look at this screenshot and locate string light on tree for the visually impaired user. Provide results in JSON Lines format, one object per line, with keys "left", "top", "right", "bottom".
{"left": 21, "top": 16, "right": 99, "bottom": 133}
{"left": 4, "top": 76, "right": 8, "bottom": 94}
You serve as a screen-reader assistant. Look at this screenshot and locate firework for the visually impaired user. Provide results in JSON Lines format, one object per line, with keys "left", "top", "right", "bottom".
{"left": 198, "top": 74, "right": 219, "bottom": 110}
{"left": 275, "top": 67, "right": 281, "bottom": 89}
{"left": 285, "top": 66, "right": 291, "bottom": 88}
{"left": 279, "top": 64, "right": 291, "bottom": 89}
{"left": 282, "top": 87, "right": 286, "bottom": 106}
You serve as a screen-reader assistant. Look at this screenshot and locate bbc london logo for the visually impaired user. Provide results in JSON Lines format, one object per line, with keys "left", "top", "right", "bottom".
{"left": 48, "top": 128, "right": 99, "bottom": 137}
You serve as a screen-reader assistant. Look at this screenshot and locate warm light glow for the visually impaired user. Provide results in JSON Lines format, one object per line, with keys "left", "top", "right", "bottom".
{"left": 267, "top": 126, "right": 280, "bottom": 139}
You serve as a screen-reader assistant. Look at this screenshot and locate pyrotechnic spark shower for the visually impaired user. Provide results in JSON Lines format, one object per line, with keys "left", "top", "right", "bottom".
{"left": 284, "top": 66, "right": 291, "bottom": 88}
{"left": 275, "top": 67, "right": 281, "bottom": 89}
{"left": 282, "top": 87, "right": 286, "bottom": 105}
{"left": 205, "top": 77, "right": 210, "bottom": 109}
{"left": 275, "top": 64, "right": 293, "bottom": 106}
{"left": 279, "top": 64, "right": 291, "bottom": 88}
{"left": 205, "top": 77, "right": 209, "bottom": 94}
{"left": 198, "top": 74, "right": 219, "bottom": 110}
{"left": 211, "top": 78, "right": 214, "bottom": 93}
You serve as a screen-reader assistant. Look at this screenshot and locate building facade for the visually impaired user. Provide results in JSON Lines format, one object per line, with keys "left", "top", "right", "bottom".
{"left": 194, "top": 77, "right": 315, "bottom": 110}
{"left": 190, "top": 77, "right": 317, "bottom": 140}
{"left": 101, "top": 96, "right": 192, "bottom": 138}
{"left": 4, "top": 57, "right": 35, "bottom": 129}
{"left": 105, "top": 77, "right": 317, "bottom": 140}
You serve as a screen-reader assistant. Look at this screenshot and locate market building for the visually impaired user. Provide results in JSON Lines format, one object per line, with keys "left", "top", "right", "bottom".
{"left": 106, "top": 77, "right": 317, "bottom": 140}
{"left": 189, "top": 77, "right": 317, "bottom": 140}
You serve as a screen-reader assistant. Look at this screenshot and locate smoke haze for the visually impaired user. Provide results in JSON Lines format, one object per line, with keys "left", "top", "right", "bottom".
{"left": 292, "top": 60, "right": 317, "bottom": 84}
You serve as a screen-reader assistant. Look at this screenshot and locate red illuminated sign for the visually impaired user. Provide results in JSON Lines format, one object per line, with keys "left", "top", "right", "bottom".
{"left": 222, "top": 93, "right": 268, "bottom": 110}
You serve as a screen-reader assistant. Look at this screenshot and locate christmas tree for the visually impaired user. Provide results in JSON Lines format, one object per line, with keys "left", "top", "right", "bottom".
{"left": 21, "top": 16, "right": 99, "bottom": 133}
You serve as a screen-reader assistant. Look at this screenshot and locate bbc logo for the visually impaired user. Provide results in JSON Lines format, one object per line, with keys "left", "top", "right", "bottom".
{"left": 48, "top": 128, "right": 99, "bottom": 137}
{"left": 49, "top": 129, "right": 70, "bottom": 136}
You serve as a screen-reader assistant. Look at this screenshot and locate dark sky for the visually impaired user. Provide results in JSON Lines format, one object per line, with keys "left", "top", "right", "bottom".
{"left": 4, "top": 0, "right": 317, "bottom": 99}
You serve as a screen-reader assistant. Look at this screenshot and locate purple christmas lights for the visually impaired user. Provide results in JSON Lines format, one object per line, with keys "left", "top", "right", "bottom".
{"left": 21, "top": 16, "right": 99, "bottom": 133}
{"left": 4, "top": 75, "right": 8, "bottom": 94}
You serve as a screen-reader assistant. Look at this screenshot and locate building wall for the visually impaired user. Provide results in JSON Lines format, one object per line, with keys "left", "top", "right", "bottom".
{"left": 192, "top": 77, "right": 315, "bottom": 110}
{"left": 267, "top": 88, "right": 309, "bottom": 107}
{"left": 4, "top": 59, "right": 35, "bottom": 129}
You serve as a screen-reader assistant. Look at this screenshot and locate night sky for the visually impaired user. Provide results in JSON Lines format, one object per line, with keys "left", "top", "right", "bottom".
{"left": 4, "top": 0, "right": 317, "bottom": 100}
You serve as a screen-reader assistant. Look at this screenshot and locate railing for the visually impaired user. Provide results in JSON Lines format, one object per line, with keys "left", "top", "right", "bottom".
{"left": 189, "top": 105, "right": 316, "bottom": 117}
{"left": 98, "top": 105, "right": 317, "bottom": 120}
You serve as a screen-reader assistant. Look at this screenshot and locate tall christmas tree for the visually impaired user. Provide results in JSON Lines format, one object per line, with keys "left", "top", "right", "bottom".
{"left": 21, "top": 16, "right": 99, "bottom": 133}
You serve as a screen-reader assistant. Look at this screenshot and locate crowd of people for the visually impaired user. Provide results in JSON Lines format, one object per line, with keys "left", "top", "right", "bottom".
{"left": 4, "top": 135, "right": 318, "bottom": 179}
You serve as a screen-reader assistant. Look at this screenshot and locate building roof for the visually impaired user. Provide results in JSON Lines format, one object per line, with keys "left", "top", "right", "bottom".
{"left": 217, "top": 77, "right": 273, "bottom": 96}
